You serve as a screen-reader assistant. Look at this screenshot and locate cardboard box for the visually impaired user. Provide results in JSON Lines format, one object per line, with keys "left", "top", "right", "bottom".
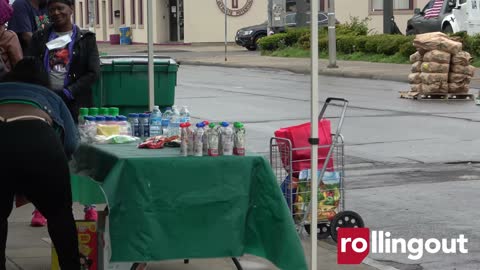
{"left": 51, "top": 220, "right": 98, "bottom": 270}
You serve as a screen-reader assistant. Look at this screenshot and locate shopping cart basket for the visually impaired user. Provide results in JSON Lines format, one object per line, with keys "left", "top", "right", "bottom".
{"left": 270, "top": 98, "right": 364, "bottom": 241}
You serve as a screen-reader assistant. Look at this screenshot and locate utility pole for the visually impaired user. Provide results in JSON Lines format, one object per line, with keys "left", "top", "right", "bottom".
{"left": 327, "top": 0, "right": 337, "bottom": 68}
{"left": 296, "top": 0, "right": 307, "bottom": 27}
{"left": 383, "top": 0, "right": 393, "bottom": 34}
{"left": 267, "top": 0, "right": 272, "bottom": 35}
{"left": 224, "top": 0, "right": 228, "bottom": 61}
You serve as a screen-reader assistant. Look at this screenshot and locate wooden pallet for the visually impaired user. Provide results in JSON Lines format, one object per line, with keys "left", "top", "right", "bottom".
{"left": 399, "top": 91, "right": 475, "bottom": 101}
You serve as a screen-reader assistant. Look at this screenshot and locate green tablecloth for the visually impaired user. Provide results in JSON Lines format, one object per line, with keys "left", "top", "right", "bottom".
{"left": 73, "top": 144, "right": 307, "bottom": 270}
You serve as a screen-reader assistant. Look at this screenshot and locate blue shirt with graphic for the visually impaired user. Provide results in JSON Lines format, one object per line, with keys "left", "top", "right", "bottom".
{"left": 8, "top": 0, "right": 48, "bottom": 34}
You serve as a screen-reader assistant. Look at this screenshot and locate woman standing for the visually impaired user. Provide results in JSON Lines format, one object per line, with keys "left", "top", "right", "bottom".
{"left": 27, "top": 0, "right": 100, "bottom": 225}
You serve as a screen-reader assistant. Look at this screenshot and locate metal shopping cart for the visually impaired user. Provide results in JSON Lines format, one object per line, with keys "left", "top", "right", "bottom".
{"left": 270, "top": 98, "right": 364, "bottom": 241}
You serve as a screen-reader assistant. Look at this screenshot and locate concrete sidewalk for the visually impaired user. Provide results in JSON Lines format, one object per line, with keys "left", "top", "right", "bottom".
{"left": 6, "top": 204, "right": 377, "bottom": 270}
{"left": 96, "top": 43, "right": 480, "bottom": 89}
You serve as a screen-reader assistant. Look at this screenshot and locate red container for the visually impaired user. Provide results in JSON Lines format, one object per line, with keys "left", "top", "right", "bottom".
{"left": 274, "top": 119, "right": 334, "bottom": 174}
{"left": 110, "top": 34, "right": 120, "bottom": 45}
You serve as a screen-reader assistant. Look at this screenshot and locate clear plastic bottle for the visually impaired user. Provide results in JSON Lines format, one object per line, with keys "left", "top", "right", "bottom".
{"left": 180, "top": 106, "right": 191, "bottom": 123}
{"left": 116, "top": 115, "right": 131, "bottom": 136}
{"left": 95, "top": 116, "right": 106, "bottom": 125}
{"left": 233, "top": 122, "right": 246, "bottom": 156}
{"left": 220, "top": 122, "right": 234, "bottom": 156}
{"left": 179, "top": 122, "right": 189, "bottom": 156}
{"left": 79, "top": 116, "right": 92, "bottom": 143}
{"left": 161, "top": 107, "right": 173, "bottom": 136}
{"left": 168, "top": 106, "right": 181, "bottom": 136}
{"left": 202, "top": 121, "right": 210, "bottom": 155}
{"left": 194, "top": 122, "right": 205, "bottom": 156}
{"left": 128, "top": 113, "right": 141, "bottom": 137}
{"left": 207, "top": 123, "right": 219, "bottom": 156}
{"left": 105, "top": 116, "right": 116, "bottom": 125}
{"left": 149, "top": 105, "right": 163, "bottom": 136}
{"left": 139, "top": 113, "right": 150, "bottom": 139}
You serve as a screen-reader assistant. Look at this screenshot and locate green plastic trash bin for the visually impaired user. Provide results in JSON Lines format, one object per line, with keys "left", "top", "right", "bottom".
{"left": 92, "top": 56, "right": 178, "bottom": 115}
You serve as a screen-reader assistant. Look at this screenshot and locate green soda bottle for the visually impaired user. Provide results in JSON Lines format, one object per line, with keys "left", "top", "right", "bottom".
{"left": 88, "top": 107, "right": 99, "bottom": 116}
{"left": 78, "top": 108, "right": 89, "bottom": 124}
{"left": 109, "top": 107, "right": 120, "bottom": 116}
{"left": 99, "top": 107, "right": 109, "bottom": 116}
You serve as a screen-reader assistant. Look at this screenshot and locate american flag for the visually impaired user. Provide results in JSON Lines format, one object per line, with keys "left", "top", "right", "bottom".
{"left": 424, "top": 0, "right": 444, "bottom": 18}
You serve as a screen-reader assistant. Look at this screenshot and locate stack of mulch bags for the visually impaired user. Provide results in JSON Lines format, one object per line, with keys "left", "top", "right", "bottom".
{"left": 408, "top": 32, "right": 475, "bottom": 95}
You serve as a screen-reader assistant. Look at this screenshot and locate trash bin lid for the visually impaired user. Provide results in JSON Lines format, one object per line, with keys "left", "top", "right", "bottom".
{"left": 100, "top": 55, "right": 176, "bottom": 66}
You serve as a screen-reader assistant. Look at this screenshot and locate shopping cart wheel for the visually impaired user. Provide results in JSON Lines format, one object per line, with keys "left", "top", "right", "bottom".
{"left": 304, "top": 223, "right": 330, "bottom": 239}
{"left": 329, "top": 211, "right": 364, "bottom": 243}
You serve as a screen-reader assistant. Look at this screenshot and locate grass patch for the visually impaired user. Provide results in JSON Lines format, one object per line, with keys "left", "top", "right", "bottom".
{"left": 263, "top": 47, "right": 480, "bottom": 67}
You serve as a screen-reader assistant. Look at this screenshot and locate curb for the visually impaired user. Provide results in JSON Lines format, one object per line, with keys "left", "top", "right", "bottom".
{"left": 179, "top": 60, "right": 410, "bottom": 84}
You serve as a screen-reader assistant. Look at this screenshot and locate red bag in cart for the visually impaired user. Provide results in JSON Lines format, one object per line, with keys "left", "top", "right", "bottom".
{"left": 274, "top": 119, "right": 334, "bottom": 174}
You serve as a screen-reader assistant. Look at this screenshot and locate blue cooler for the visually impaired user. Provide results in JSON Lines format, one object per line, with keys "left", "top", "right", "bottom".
{"left": 119, "top": 26, "right": 132, "bottom": 45}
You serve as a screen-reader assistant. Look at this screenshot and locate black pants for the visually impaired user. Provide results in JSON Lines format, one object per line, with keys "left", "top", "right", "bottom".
{"left": 0, "top": 120, "right": 80, "bottom": 270}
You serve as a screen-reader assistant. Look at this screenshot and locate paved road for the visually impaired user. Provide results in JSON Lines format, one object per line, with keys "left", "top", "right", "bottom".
{"left": 177, "top": 65, "right": 480, "bottom": 270}
{"left": 6, "top": 62, "right": 480, "bottom": 270}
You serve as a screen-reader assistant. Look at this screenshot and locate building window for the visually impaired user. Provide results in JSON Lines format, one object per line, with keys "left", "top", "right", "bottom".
{"left": 95, "top": 0, "right": 100, "bottom": 25}
{"left": 121, "top": 0, "right": 125, "bottom": 25}
{"left": 138, "top": 0, "right": 143, "bottom": 25}
{"left": 79, "top": 2, "right": 84, "bottom": 28}
{"left": 109, "top": 0, "right": 113, "bottom": 25}
{"left": 130, "top": 0, "right": 136, "bottom": 25}
{"left": 371, "top": 0, "right": 413, "bottom": 11}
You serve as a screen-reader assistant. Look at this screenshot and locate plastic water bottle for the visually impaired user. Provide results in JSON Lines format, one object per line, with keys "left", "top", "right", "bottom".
{"left": 207, "top": 123, "right": 219, "bottom": 156}
{"left": 116, "top": 115, "right": 131, "bottom": 135}
{"left": 180, "top": 123, "right": 189, "bottom": 156}
{"left": 168, "top": 106, "right": 181, "bottom": 136}
{"left": 95, "top": 116, "right": 106, "bottom": 125}
{"left": 180, "top": 106, "right": 191, "bottom": 123}
{"left": 161, "top": 107, "right": 173, "bottom": 135}
{"left": 128, "top": 113, "right": 141, "bottom": 137}
{"left": 149, "top": 105, "right": 163, "bottom": 136}
{"left": 194, "top": 122, "right": 205, "bottom": 156}
{"left": 233, "top": 122, "right": 246, "bottom": 156}
{"left": 105, "top": 116, "right": 116, "bottom": 125}
{"left": 139, "top": 113, "right": 150, "bottom": 139}
{"left": 220, "top": 122, "right": 234, "bottom": 156}
{"left": 202, "top": 121, "right": 210, "bottom": 155}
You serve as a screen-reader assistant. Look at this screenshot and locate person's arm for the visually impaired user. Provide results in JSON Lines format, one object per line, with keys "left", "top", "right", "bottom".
{"left": 65, "top": 35, "right": 100, "bottom": 99}
{"left": 57, "top": 95, "right": 80, "bottom": 158}
{"left": 6, "top": 32, "right": 23, "bottom": 66}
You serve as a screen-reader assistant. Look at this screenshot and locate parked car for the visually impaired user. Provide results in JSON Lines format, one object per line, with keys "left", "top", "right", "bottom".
{"left": 235, "top": 12, "right": 335, "bottom": 51}
{"left": 406, "top": 0, "right": 455, "bottom": 35}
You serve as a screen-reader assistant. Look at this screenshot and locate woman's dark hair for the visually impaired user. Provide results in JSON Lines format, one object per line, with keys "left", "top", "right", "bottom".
{"left": 0, "top": 57, "right": 51, "bottom": 89}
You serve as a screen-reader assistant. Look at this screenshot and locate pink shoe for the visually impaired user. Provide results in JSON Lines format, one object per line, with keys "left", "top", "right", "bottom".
{"left": 84, "top": 207, "right": 98, "bottom": 221}
{"left": 31, "top": 210, "right": 47, "bottom": 227}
